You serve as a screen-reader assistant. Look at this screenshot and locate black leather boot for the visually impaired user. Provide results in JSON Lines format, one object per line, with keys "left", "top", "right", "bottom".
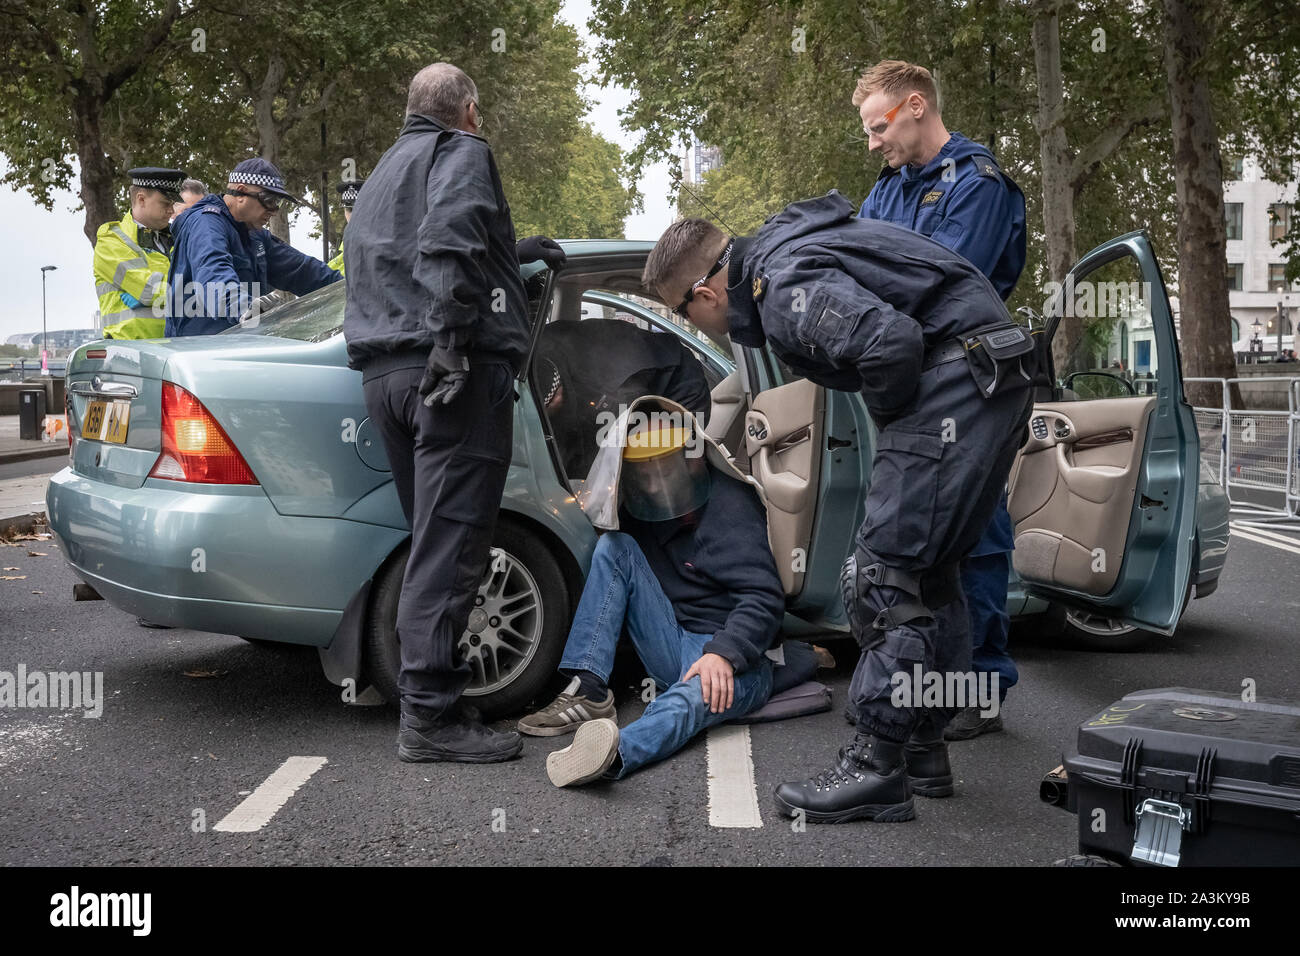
{"left": 904, "top": 728, "right": 955, "bottom": 797}
{"left": 397, "top": 704, "right": 523, "bottom": 763}
{"left": 774, "top": 734, "right": 915, "bottom": 823}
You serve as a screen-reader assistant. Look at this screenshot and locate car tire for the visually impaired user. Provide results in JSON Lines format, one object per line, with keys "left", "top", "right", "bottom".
{"left": 364, "top": 521, "right": 570, "bottom": 719}
{"left": 1055, "top": 566, "right": 1195, "bottom": 653}
{"left": 1059, "top": 609, "right": 1153, "bottom": 651}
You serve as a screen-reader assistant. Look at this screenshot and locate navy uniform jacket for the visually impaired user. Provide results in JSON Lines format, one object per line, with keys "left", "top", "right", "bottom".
{"left": 859, "top": 132, "right": 1026, "bottom": 301}
{"left": 726, "top": 190, "right": 1009, "bottom": 424}
{"left": 342, "top": 113, "right": 530, "bottom": 375}
{"left": 620, "top": 470, "right": 785, "bottom": 674}
{"left": 861, "top": 133, "right": 1025, "bottom": 555}
{"left": 166, "top": 194, "right": 340, "bottom": 336}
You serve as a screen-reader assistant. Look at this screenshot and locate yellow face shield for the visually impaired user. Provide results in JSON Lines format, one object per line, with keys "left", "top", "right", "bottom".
{"left": 619, "top": 423, "right": 711, "bottom": 522}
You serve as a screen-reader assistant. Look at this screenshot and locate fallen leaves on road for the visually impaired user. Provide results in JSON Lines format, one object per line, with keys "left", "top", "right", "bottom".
{"left": 0, "top": 575, "right": 26, "bottom": 580}
{"left": 27, "top": 551, "right": 46, "bottom": 557}
{"left": 3, "top": 566, "right": 18, "bottom": 571}
{"left": 31, "top": 590, "right": 42, "bottom": 594}
{"left": 182, "top": 669, "right": 227, "bottom": 679}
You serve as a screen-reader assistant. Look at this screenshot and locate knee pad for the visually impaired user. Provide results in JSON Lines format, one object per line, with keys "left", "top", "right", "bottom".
{"left": 840, "top": 550, "right": 934, "bottom": 650}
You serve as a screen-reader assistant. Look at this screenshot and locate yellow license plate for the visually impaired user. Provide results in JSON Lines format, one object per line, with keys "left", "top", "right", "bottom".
{"left": 81, "top": 400, "right": 131, "bottom": 443}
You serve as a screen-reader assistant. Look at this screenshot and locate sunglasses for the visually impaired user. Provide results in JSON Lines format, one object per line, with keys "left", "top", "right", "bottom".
{"left": 673, "top": 239, "right": 735, "bottom": 320}
{"left": 228, "top": 188, "right": 282, "bottom": 212}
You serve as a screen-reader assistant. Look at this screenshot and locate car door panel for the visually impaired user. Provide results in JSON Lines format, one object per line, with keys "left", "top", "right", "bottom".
{"left": 746, "top": 377, "right": 823, "bottom": 595}
{"left": 1009, "top": 398, "right": 1154, "bottom": 594}
{"left": 1008, "top": 232, "right": 1198, "bottom": 634}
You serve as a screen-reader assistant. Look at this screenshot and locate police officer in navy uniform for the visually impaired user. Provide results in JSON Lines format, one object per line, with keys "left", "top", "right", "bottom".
{"left": 854, "top": 60, "right": 1026, "bottom": 743}
{"left": 167, "top": 157, "right": 340, "bottom": 335}
{"left": 343, "top": 63, "right": 565, "bottom": 764}
{"left": 643, "top": 196, "right": 1035, "bottom": 823}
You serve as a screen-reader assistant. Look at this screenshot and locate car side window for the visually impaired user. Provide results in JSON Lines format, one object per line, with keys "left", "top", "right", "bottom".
{"left": 1053, "top": 255, "right": 1157, "bottom": 401}
{"left": 532, "top": 280, "right": 725, "bottom": 481}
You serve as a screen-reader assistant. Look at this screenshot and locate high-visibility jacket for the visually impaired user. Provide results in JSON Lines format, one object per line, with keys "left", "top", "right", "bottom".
{"left": 93, "top": 212, "right": 169, "bottom": 339}
{"left": 328, "top": 240, "right": 344, "bottom": 275}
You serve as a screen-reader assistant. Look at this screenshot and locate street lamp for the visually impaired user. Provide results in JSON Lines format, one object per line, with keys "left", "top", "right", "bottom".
{"left": 40, "top": 265, "right": 57, "bottom": 375}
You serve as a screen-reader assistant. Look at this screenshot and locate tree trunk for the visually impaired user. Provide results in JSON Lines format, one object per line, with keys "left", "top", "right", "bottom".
{"left": 1031, "top": 1, "right": 1080, "bottom": 376}
{"left": 1163, "top": 0, "right": 1242, "bottom": 409}
{"left": 255, "top": 52, "right": 291, "bottom": 242}
{"left": 73, "top": 92, "right": 119, "bottom": 244}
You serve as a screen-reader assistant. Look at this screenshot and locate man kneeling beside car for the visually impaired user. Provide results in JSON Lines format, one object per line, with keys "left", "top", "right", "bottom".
{"left": 518, "top": 407, "right": 786, "bottom": 787}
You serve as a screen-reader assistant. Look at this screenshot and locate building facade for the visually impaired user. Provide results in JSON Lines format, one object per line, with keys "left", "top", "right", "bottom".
{"left": 1224, "top": 155, "right": 1297, "bottom": 355}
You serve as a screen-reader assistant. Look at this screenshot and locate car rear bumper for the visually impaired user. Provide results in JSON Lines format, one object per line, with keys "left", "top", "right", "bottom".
{"left": 46, "top": 467, "right": 406, "bottom": 645}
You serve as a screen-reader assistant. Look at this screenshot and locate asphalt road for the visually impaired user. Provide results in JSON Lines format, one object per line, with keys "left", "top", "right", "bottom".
{"left": 2, "top": 485, "right": 1296, "bottom": 867}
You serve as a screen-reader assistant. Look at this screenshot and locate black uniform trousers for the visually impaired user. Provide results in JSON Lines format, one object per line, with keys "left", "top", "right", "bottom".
{"left": 362, "top": 359, "right": 515, "bottom": 720}
{"left": 848, "top": 355, "right": 1033, "bottom": 742}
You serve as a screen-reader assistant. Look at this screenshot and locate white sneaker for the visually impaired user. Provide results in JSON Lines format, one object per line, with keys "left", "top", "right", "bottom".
{"left": 545, "top": 718, "right": 620, "bottom": 787}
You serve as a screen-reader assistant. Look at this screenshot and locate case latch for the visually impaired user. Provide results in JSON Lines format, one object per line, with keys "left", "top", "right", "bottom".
{"left": 1131, "top": 798, "right": 1191, "bottom": 866}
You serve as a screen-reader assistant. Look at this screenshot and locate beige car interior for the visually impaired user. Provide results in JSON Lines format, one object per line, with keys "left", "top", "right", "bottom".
{"left": 1007, "top": 396, "right": 1156, "bottom": 595}
{"left": 743, "top": 378, "right": 825, "bottom": 595}
{"left": 705, "top": 370, "right": 747, "bottom": 456}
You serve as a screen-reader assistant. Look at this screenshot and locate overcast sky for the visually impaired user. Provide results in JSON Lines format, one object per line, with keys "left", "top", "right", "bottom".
{"left": 0, "top": 0, "right": 676, "bottom": 343}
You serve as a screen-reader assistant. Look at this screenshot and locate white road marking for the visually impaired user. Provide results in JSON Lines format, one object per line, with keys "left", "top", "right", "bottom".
{"left": 213, "top": 756, "right": 327, "bottom": 833}
{"left": 1230, "top": 521, "right": 1300, "bottom": 545}
{"left": 1229, "top": 525, "right": 1300, "bottom": 556}
{"left": 705, "top": 724, "right": 762, "bottom": 828}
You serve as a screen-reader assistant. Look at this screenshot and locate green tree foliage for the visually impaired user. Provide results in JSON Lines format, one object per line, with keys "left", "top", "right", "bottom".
{"left": 0, "top": 0, "right": 631, "bottom": 252}
{"left": 590, "top": 0, "right": 1181, "bottom": 321}
{"left": 513, "top": 123, "right": 640, "bottom": 238}
{"left": 0, "top": 0, "right": 186, "bottom": 241}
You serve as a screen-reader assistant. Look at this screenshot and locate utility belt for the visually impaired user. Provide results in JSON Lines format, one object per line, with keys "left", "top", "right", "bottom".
{"left": 923, "top": 321, "right": 1041, "bottom": 399}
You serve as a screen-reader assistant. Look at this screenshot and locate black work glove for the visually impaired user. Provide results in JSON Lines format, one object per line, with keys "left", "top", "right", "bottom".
{"left": 419, "top": 345, "right": 470, "bottom": 407}
{"left": 516, "top": 235, "right": 566, "bottom": 270}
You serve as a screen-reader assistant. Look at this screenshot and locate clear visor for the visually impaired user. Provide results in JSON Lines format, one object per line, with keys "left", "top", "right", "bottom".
{"left": 620, "top": 448, "right": 711, "bottom": 522}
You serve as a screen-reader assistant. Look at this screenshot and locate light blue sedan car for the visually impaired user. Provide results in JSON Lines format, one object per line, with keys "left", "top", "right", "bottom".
{"left": 48, "top": 233, "right": 1227, "bottom": 715}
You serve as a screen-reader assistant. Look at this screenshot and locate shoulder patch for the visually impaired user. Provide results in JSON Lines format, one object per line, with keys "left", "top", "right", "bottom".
{"left": 976, "top": 159, "right": 1000, "bottom": 180}
{"left": 921, "top": 189, "right": 944, "bottom": 206}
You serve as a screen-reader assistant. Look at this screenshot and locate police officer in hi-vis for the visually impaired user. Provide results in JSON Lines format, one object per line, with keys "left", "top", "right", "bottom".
{"left": 854, "top": 60, "right": 1027, "bottom": 744}
{"left": 94, "top": 167, "right": 185, "bottom": 339}
{"left": 642, "top": 194, "right": 1036, "bottom": 823}
{"left": 328, "top": 179, "right": 365, "bottom": 274}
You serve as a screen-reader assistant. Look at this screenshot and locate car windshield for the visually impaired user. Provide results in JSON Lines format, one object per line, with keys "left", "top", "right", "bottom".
{"left": 219, "top": 283, "right": 344, "bottom": 342}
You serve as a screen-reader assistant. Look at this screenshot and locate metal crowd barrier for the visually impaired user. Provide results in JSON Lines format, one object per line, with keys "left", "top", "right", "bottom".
{"left": 1185, "top": 376, "right": 1300, "bottom": 526}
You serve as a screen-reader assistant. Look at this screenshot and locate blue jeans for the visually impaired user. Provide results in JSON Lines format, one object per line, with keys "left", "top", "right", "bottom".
{"left": 559, "top": 532, "right": 773, "bottom": 778}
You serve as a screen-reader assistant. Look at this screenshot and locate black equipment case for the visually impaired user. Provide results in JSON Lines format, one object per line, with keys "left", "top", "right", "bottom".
{"left": 1043, "top": 688, "right": 1300, "bottom": 866}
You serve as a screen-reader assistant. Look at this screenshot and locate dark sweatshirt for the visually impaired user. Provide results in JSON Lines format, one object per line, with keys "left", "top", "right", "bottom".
{"left": 620, "top": 469, "right": 785, "bottom": 673}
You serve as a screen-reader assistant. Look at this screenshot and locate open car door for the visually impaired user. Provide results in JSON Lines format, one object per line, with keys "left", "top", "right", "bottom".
{"left": 741, "top": 352, "right": 871, "bottom": 626}
{"left": 1007, "top": 231, "right": 1199, "bottom": 634}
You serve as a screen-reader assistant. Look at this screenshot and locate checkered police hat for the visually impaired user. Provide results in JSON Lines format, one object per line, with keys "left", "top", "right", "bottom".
{"left": 129, "top": 167, "right": 186, "bottom": 201}
{"left": 227, "top": 158, "right": 303, "bottom": 204}
{"left": 336, "top": 179, "right": 365, "bottom": 208}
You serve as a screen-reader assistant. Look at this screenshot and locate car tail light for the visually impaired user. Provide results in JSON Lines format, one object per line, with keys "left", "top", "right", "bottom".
{"left": 149, "top": 383, "right": 258, "bottom": 485}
